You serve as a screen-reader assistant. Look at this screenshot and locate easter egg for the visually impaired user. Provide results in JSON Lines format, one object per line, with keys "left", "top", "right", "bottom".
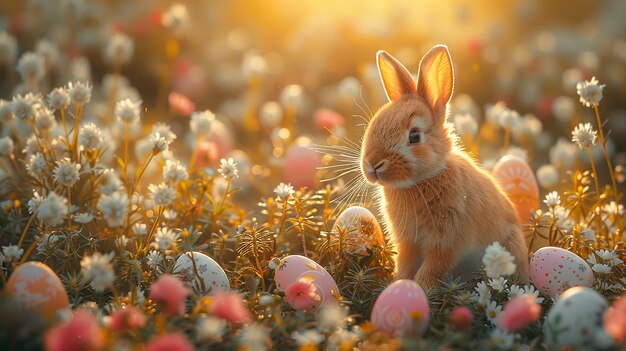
{"left": 530, "top": 246, "right": 593, "bottom": 298}
{"left": 544, "top": 287, "right": 612, "bottom": 350}
{"left": 492, "top": 155, "right": 539, "bottom": 224}
{"left": 5, "top": 261, "right": 69, "bottom": 318}
{"left": 274, "top": 255, "right": 338, "bottom": 306}
{"left": 174, "top": 252, "right": 230, "bottom": 294}
{"left": 371, "top": 279, "right": 430, "bottom": 336}
{"left": 333, "top": 206, "right": 384, "bottom": 255}
{"left": 284, "top": 138, "right": 321, "bottom": 189}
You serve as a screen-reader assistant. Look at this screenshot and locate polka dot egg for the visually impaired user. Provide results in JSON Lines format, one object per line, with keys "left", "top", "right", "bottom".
{"left": 371, "top": 279, "right": 430, "bottom": 336}
{"left": 174, "top": 252, "right": 230, "bottom": 294}
{"left": 530, "top": 246, "right": 593, "bottom": 298}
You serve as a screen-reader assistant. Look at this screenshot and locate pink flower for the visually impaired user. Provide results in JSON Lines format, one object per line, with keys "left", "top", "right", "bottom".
{"left": 110, "top": 306, "right": 146, "bottom": 331}
{"left": 314, "top": 108, "right": 344, "bottom": 132}
{"left": 449, "top": 306, "right": 473, "bottom": 331}
{"left": 498, "top": 295, "right": 541, "bottom": 332}
{"left": 44, "top": 310, "right": 103, "bottom": 351}
{"left": 146, "top": 333, "right": 194, "bottom": 351}
{"left": 149, "top": 274, "right": 190, "bottom": 316}
{"left": 211, "top": 291, "right": 252, "bottom": 324}
{"left": 605, "top": 295, "right": 626, "bottom": 343}
{"left": 168, "top": 92, "right": 195, "bottom": 117}
{"left": 285, "top": 279, "right": 319, "bottom": 311}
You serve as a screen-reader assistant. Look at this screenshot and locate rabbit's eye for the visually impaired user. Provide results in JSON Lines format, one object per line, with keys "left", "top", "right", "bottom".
{"left": 409, "top": 129, "right": 422, "bottom": 144}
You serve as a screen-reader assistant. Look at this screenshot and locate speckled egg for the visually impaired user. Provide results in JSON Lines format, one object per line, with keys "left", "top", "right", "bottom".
{"left": 492, "top": 155, "right": 539, "bottom": 223}
{"left": 371, "top": 279, "right": 430, "bottom": 336}
{"left": 274, "top": 255, "right": 338, "bottom": 306}
{"left": 544, "top": 287, "right": 612, "bottom": 350}
{"left": 333, "top": 206, "right": 384, "bottom": 255}
{"left": 530, "top": 246, "right": 593, "bottom": 298}
{"left": 5, "top": 261, "right": 69, "bottom": 319}
{"left": 284, "top": 138, "right": 321, "bottom": 189}
{"left": 174, "top": 252, "right": 230, "bottom": 294}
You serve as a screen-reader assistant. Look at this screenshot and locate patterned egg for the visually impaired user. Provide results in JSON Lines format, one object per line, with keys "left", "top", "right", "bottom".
{"left": 5, "top": 261, "right": 69, "bottom": 319}
{"left": 492, "top": 155, "right": 539, "bottom": 224}
{"left": 530, "top": 246, "right": 593, "bottom": 298}
{"left": 333, "top": 206, "right": 384, "bottom": 255}
{"left": 274, "top": 255, "right": 338, "bottom": 306}
{"left": 284, "top": 138, "right": 321, "bottom": 189}
{"left": 174, "top": 252, "right": 230, "bottom": 294}
{"left": 371, "top": 279, "right": 430, "bottom": 336}
{"left": 544, "top": 287, "right": 613, "bottom": 350}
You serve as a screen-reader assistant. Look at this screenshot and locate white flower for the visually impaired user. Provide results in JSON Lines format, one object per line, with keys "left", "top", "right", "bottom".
{"left": 453, "top": 113, "right": 478, "bottom": 137}
{"left": 522, "top": 284, "right": 545, "bottom": 303}
{"left": 80, "top": 252, "right": 115, "bottom": 292}
{"left": 197, "top": 316, "right": 226, "bottom": 342}
{"left": 488, "top": 277, "right": 507, "bottom": 292}
{"left": 36, "top": 191, "right": 68, "bottom": 226}
{"left": 79, "top": 123, "right": 103, "bottom": 150}
{"left": 53, "top": 158, "right": 81, "bottom": 187}
{"left": 35, "top": 39, "right": 60, "bottom": 68}
{"left": 485, "top": 300, "right": 502, "bottom": 325}
{"left": 100, "top": 169, "right": 123, "bottom": 195}
{"left": 552, "top": 96, "right": 575, "bottom": 123}
{"left": 602, "top": 201, "right": 625, "bottom": 216}
{"left": 592, "top": 263, "right": 612, "bottom": 274}
{"left": 67, "top": 81, "right": 92, "bottom": 105}
{"left": 28, "top": 191, "right": 44, "bottom": 214}
{"left": 147, "top": 132, "right": 171, "bottom": 154}
{"left": 36, "top": 233, "right": 60, "bottom": 254}
{"left": 552, "top": 205, "right": 574, "bottom": 233}
{"left": 550, "top": 138, "right": 578, "bottom": 169}
{"left": 162, "top": 4, "right": 191, "bottom": 37}
{"left": 114, "top": 98, "right": 141, "bottom": 123}
{"left": 151, "top": 123, "right": 177, "bottom": 143}
{"left": 146, "top": 250, "right": 164, "bottom": 269}
{"left": 2, "top": 245, "right": 23, "bottom": 264}
{"left": 474, "top": 281, "right": 491, "bottom": 306}
{"left": 35, "top": 107, "right": 55, "bottom": 130}
{"left": 104, "top": 32, "right": 134, "bottom": 66}
{"left": 238, "top": 325, "right": 270, "bottom": 351}
{"left": 218, "top": 158, "right": 238, "bottom": 179}
{"left": 163, "top": 160, "right": 188, "bottom": 184}
{"left": 544, "top": 191, "right": 560, "bottom": 207}
{"left": 97, "top": 192, "right": 129, "bottom": 228}
{"left": 153, "top": 227, "right": 179, "bottom": 252}
{"left": 133, "top": 223, "right": 148, "bottom": 236}
{"left": 47, "top": 87, "right": 70, "bottom": 110}
{"left": 74, "top": 212, "right": 94, "bottom": 224}
{"left": 274, "top": 183, "right": 294, "bottom": 198}
{"left": 580, "top": 227, "right": 596, "bottom": 241}
{"left": 17, "top": 52, "right": 45, "bottom": 83}
{"left": 576, "top": 77, "right": 605, "bottom": 107}
{"left": 536, "top": 164, "right": 558, "bottom": 189}
{"left": 595, "top": 250, "right": 623, "bottom": 266}
{"left": 482, "top": 241, "right": 516, "bottom": 278}
{"left": 0, "top": 136, "right": 14, "bottom": 156}
{"left": 148, "top": 183, "right": 176, "bottom": 207}
{"left": 11, "top": 93, "right": 38, "bottom": 120}
{"left": 190, "top": 110, "right": 215, "bottom": 134}
{"left": 0, "top": 31, "right": 17, "bottom": 65}
{"left": 317, "top": 303, "right": 348, "bottom": 331}
{"left": 292, "top": 330, "right": 324, "bottom": 346}
{"left": 26, "top": 153, "right": 47, "bottom": 178}
{"left": 490, "top": 328, "right": 515, "bottom": 350}
{"left": 571, "top": 123, "right": 597, "bottom": 149}
{"left": 497, "top": 108, "right": 520, "bottom": 129}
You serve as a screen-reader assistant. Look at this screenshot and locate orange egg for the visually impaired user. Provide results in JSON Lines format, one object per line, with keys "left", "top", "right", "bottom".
{"left": 5, "top": 261, "right": 69, "bottom": 319}
{"left": 492, "top": 155, "right": 540, "bottom": 224}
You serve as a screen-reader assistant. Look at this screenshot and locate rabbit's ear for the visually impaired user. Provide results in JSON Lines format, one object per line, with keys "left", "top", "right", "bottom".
{"left": 377, "top": 50, "right": 416, "bottom": 102}
{"left": 417, "top": 45, "right": 454, "bottom": 116}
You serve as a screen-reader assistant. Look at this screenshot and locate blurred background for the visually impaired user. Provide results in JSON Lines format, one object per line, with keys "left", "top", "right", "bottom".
{"left": 1, "top": 0, "right": 625, "bottom": 200}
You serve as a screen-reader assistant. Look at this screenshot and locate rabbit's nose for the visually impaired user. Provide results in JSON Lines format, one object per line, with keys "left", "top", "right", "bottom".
{"left": 364, "top": 159, "right": 388, "bottom": 182}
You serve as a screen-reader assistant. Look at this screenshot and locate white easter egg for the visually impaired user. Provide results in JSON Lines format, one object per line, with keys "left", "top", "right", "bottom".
{"left": 371, "top": 279, "right": 430, "bottom": 336}
{"left": 274, "top": 255, "right": 339, "bottom": 307}
{"left": 174, "top": 252, "right": 229, "bottom": 294}
{"left": 530, "top": 246, "right": 593, "bottom": 298}
{"left": 333, "top": 206, "right": 384, "bottom": 255}
{"left": 544, "top": 287, "right": 612, "bottom": 350}
{"left": 6, "top": 261, "right": 70, "bottom": 319}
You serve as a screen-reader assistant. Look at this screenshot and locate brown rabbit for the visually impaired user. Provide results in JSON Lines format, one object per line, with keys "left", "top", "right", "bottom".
{"left": 360, "top": 45, "right": 529, "bottom": 289}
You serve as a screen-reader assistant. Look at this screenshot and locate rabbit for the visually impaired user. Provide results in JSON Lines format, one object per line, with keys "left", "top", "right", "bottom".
{"left": 360, "top": 45, "right": 529, "bottom": 289}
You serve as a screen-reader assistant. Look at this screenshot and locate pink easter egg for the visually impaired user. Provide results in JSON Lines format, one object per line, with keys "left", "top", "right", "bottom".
{"left": 371, "top": 279, "right": 430, "bottom": 336}
{"left": 333, "top": 206, "right": 384, "bottom": 255}
{"left": 284, "top": 141, "right": 321, "bottom": 189}
{"left": 492, "top": 155, "right": 540, "bottom": 224}
{"left": 314, "top": 109, "right": 344, "bottom": 132}
{"left": 530, "top": 246, "right": 593, "bottom": 298}
{"left": 274, "top": 255, "right": 338, "bottom": 307}
{"left": 6, "top": 261, "right": 69, "bottom": 319}
{"left": 194, "top": 120, "right": 234, "bottom": 168}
